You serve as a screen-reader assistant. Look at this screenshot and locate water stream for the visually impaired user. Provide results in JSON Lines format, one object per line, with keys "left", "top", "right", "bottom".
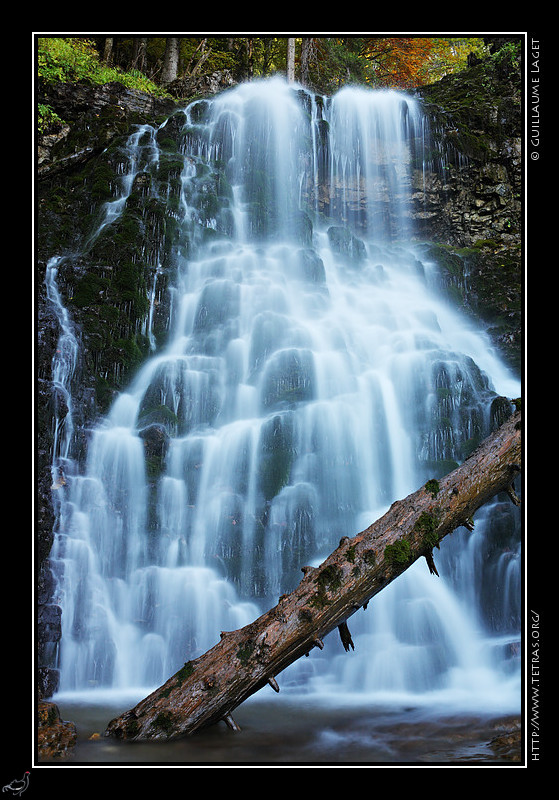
{"left": 44, "top": 78, "right": 521, "bottom": 761}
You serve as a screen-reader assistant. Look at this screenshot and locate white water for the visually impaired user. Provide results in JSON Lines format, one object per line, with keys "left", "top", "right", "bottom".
{"left": 48, "top": 78, "right": 521, "bottom": 717}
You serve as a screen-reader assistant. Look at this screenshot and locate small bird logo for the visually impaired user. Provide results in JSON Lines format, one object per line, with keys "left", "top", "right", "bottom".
{"left": 2, "top": 772, "right": 30, "bottom": 796}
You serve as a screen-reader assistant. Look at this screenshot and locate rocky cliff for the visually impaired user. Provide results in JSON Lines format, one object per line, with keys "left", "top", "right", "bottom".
{"left": 413, "top": 44, "right": 522, "bottom": 373}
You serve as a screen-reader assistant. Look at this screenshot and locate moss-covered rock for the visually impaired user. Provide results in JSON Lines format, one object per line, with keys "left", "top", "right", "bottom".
{"left": 418, "top": 240, "right": 521, "bottom": 373}
{"left": 38, "top": 701, "right": 77, "bottom": 760}
{"left": 411, "top": 42, "right": 521, "bottom": 377}
{"left": 257, "top": 413, "right": 296, "bottom": 501}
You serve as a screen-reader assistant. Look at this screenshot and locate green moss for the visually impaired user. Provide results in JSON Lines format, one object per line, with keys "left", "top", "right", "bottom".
{"left": 114, "top": 336, "right": 145, "bottom": 370}
{"left": 414, "top": 509, "right": 441, "bottom": 551}
{"left": 452, "top": 126, "right": 492, "bottom": 160}
{"left": 155, "top": 154, "right": 185, "bottom": 183}
{"left": 310, "top": 564, "right": 343, "bottom": 609}
{"left": 236, "top": 640, "right": 256, "bottom": 666}
{"left": 424, "top": 479, "right": 440, "bottom": 498}
{"left": 151, "top": 711, "right": 176, "bottom": 736}
{"left": 257, "top": 413, "right": 295, "bottom": 500}
{"left": 89, "top": 163, "right": 118, "bottom": 202}
{"left": 124, "top": 718, "right": 140, "bottom": 738}
{"left": 298, "top": 607, "right": 313, "bottom": 623}
{"left": 138, "top": 403, "right": 179, "bottom": 430}
{"left": 174, "top": 661, "right": 195, "bottom": 687}
{"left": 71, "top": 272, "right": 110, "bottom": 307}
{"left": 460, "top": 435, "right": 482, "bottom": 460}
{"left": 421, "top": 242, "right": 465, "bottom": 277}
{"left": 316, "top": 564, "right": 343, "bottom": 592}
{"left": 418, "top": 238, "right": 521, "bottom": 375}
{"left": 157, "top": 136, "right": 179, "bottom": 153}
{"left": 145, "top": 455, "right": 163, "bottom": 481}
{"left": 113, "top": 260, "right": 146, "bottom": 304}
{"left": 384, "top": 540, "right": 412, "bottom": 568}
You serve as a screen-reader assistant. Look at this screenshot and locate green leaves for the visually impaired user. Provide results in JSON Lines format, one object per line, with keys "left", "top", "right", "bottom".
{"left": 37, "top": 103, "right": 63, "bottom": 134}
{"left": 37, "top": 37, "right": 168, "bottom": 97}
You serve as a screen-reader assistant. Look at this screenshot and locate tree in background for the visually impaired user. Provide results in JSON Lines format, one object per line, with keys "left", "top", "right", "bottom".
{"left": 160, "top": 37, "right": 181, "bottom": 84}
{"left": 38, "top": 35, "right": 491, "bottom": 97}
{"left": 302, "top": 36, "right": 487, "bottom": 91}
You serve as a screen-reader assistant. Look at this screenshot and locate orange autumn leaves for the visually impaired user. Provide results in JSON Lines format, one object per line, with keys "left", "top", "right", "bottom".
{"left": 360, "top": 36, "right": 479, "bottom": 89}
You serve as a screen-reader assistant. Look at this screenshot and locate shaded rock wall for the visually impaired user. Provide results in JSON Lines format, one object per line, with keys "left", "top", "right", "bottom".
{"left": 412, "top": 44, "right": 522, "bottom": 372}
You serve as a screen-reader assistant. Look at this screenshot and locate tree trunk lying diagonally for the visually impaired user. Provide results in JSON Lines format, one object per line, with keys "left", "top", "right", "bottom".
{"left": 105, "top": 408, "right": 522, "bottom": 742}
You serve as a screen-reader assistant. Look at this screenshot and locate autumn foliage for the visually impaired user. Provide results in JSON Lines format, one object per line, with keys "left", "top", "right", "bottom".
{"left": 37, "top": 35, "right": 487, "bottom": 98}
{"left": 346, "top": 36, "right": 484, "bottom": 89}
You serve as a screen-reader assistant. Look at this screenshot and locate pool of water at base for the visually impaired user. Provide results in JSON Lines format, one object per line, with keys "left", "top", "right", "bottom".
{"left": 44, "top": 692, "right": 522, "bottom": 766}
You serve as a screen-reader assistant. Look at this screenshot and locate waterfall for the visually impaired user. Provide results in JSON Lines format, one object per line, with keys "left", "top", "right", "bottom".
{"left": 48, "top": 77, "right": 521, "bottom": 715}
{"left": 45, "top": 257, "right": 79, "bottom": 468}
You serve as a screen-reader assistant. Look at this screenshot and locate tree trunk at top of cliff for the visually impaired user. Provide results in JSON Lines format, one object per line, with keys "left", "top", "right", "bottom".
{"left": 287, "top": 38, "right": 296, "bottom": 82}
{"left": 161, "top": 37, "right": 181, "bottom": 84}
{"left": 300, "top": 37, "right": 315, "bottom": 88}
{"left": 104, "top": 409, "right": 522, "bottom": 742}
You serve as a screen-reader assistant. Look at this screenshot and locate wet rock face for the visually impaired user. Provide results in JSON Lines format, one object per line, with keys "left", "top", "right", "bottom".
{"left": 39, "top": 79, "right": 177, "bottom": 125}
{"left": 414, "top": 51, "right": 522, "bottom": 249}
{"left": 261, "top": 348, "right": 316, "bottom": 410}
{"left": 410, "top": 150, "right": 522, "bottom": 247}
{"left": 409, "top": 54, "right": 522, "bottom": 375}
{"left": 37, "top": 82, "right": 177, "bottom": 183}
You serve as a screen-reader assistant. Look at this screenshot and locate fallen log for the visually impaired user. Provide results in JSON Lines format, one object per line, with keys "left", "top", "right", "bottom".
{"left": 105, "top": 407, "right": 522, "bottom": 742}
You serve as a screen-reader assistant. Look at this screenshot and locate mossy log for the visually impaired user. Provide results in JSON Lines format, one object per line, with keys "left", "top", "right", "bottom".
{"left": 105, "top": 409, "right": 522, "bottom": 742}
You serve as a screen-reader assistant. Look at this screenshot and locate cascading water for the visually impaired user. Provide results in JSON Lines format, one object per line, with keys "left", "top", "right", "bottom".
{"left": 48, "top": 77, "right": 521, "bottom": 718}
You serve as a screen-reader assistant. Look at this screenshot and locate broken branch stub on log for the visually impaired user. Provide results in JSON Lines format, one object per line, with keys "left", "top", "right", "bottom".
{"left": 104, "top": 408, "right": 522, "bottom": 742}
